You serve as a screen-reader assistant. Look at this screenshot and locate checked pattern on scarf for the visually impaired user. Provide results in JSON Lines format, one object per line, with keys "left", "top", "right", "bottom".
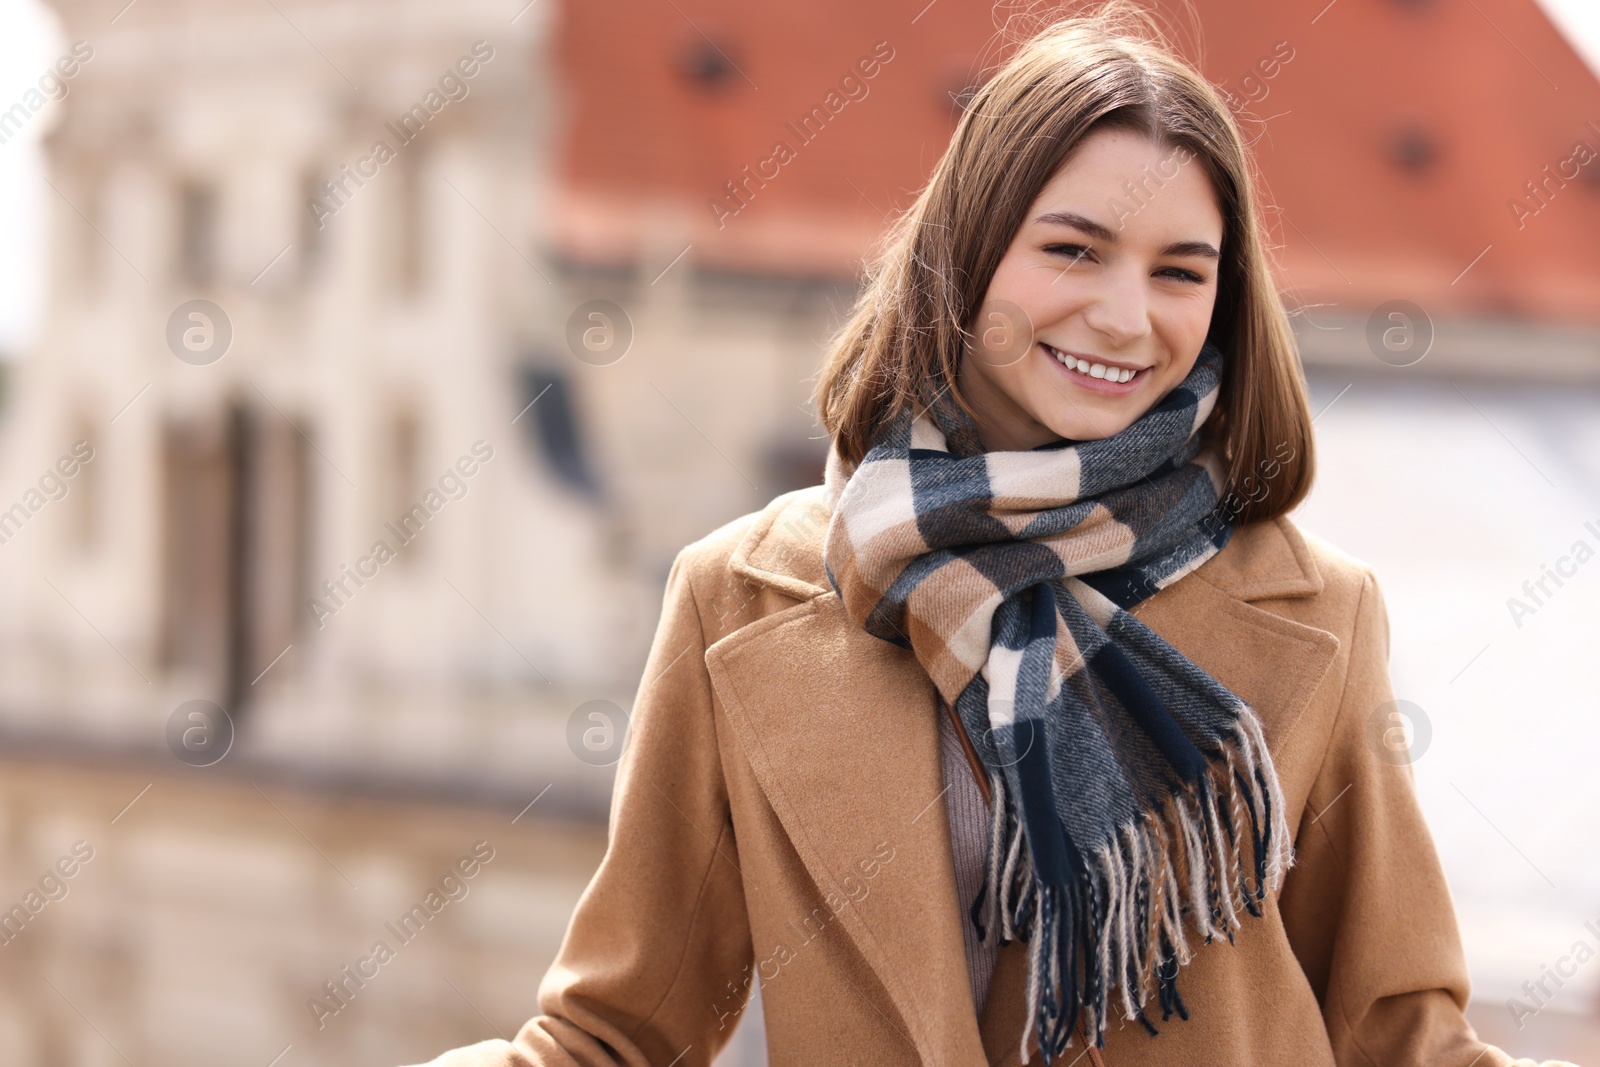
{"left": 821, "top": 343, "right": 1293, "bottom": 1063}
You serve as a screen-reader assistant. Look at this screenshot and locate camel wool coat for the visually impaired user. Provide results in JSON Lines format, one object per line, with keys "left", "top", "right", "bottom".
{"left": 411, "top": 485, "right": 1576, "bottom": 1067}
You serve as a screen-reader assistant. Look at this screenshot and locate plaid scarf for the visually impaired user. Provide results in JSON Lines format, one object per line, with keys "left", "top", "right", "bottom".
{"left": 820, "top": 343, "right": 1293, "bottom": 1063}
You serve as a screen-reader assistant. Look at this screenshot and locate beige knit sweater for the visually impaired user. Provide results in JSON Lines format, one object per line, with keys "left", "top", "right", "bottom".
{"left": 937, "top": 705, "right": 1000, "bottom": 1016}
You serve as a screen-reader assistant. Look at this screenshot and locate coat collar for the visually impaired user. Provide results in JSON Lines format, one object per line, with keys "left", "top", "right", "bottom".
{"left": 704, "top": 486, "right": 1339, "bottom": 1065}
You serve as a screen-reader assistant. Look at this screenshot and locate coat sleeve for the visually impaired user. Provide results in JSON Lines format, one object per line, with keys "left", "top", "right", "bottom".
{"left": 403, "top": 548, "right": 756, "bottom": 1067}
{"left": 1277, "top": 569, "right": 1578, "bottom": 1067}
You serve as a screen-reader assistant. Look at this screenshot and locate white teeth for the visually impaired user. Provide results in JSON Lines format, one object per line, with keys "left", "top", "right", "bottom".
{"left": 1045, "top": 344, "right": 1138, "bottom": 384}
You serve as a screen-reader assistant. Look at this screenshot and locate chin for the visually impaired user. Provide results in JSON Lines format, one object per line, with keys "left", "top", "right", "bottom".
{"left": 1040, "top": 410, "right": 1135, "bottom": 444}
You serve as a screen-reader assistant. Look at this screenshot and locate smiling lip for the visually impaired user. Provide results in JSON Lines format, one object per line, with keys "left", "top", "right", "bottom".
{"left": 1039, "top": 342, "right": 1149, "bottom": 395}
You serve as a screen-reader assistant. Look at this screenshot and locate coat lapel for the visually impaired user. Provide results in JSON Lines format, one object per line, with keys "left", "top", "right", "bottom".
{"left": 706, "top": 592, "right": 984, "bottom": 1063}
{"left": 1132, "top": 547, "right": 1343, "bottom": 764}
{"left": 702, "top": 489, "right": 1342, "bottom": 1064}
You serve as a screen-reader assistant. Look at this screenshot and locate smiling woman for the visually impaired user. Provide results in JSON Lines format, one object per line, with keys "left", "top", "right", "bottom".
{"left": 959, "top": 129, "right": 1222, "bottom": 449}
{"left": 817, "top": 11, "right": 1313, "bottom": 526}
{"left": 405, "top": 4, "right": 1579, "bottom": 1067}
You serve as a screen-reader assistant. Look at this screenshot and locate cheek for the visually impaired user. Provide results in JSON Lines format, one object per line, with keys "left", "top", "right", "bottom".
{"left": 968, "top": 258, "right": 1055, "bottom": 393}
{"left": 985, "top": 246, "right": 1083, "bottom": 328}
{"left": 1153, "top": 299, "right": 1216, "bottom": 374}
{"left": 1153, "top": 348, "right": 1203, "bottom": 391}
{"left": 1012, "top": 267, "right": 1088, "bottom": 327}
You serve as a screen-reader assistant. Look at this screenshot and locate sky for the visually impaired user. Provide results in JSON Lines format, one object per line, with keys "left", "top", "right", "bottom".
{"left": 0, "top": 0, "right": 1598, "bottom": 353}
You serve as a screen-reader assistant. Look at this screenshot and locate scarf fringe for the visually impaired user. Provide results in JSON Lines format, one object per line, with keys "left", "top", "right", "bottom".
{"left": 985, "top": 707, "right": 1293, "bottom": 1065}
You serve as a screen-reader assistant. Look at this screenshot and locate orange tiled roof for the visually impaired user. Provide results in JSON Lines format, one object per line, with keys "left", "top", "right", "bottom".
{"left": 553, "top": 0, "right": 1600, "bottom": 323}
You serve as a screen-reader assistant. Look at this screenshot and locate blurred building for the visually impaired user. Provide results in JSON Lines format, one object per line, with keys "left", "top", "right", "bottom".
{"left": 0, "top": 0, "right": 660, "bottom": 793}
{"left": 8, "top": 0, "right": 1600, "bottom": 780}
{"left": 0, "top": 751, "right": 606, "bottom": 1066}
{"left": 554, "top": 0, "right": 1600, "bottom": 373}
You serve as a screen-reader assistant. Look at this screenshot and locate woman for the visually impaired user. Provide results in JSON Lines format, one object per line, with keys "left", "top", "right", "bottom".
{"left": 411, "top": 7, "right": 1577, "bottom": 1066}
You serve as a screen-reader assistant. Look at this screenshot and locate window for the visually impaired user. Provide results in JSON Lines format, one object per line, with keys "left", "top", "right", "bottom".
{"left": 78, "top": 174, "right": 106, "bottom": 297}
{"left": 68, "top": 412, "right": 98, "bottom": 552}
{"left": 387, "top": 404, "right": 425, "bottom": 560}
{"left": 178, "top": 180, "right": 218, "bottom": 285}
{"left": 299, "top": 170, "right": 324, "bottom": 281}
{"left": 517, "top": 366, "right": 602, "bottom": 499}
{"left": 393, "top": 152, "right": 425, "bottom": 295}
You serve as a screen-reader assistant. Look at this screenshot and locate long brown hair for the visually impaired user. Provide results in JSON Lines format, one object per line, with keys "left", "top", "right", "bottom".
{"left": 814, "top": 1, "right": 1314, "bottom": 524}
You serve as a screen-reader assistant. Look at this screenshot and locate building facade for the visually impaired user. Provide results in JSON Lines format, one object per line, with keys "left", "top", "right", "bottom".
{"left": 0, "top": 0, "right": 843, "bottom": 794}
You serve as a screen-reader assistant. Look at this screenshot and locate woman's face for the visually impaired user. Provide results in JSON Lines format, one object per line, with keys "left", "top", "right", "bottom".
{"left": 958, "top": 127, "right": 1225, "bottom": 450}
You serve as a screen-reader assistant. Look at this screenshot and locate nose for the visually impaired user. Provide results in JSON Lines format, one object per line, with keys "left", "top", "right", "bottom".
{"left": 1080, "top": 266, "right": 1152, "bottom": 349}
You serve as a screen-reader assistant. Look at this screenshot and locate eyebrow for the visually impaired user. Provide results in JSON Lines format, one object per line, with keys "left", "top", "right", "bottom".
{"left": 1032, "top": 210, "right": 1221, "bottom": 260}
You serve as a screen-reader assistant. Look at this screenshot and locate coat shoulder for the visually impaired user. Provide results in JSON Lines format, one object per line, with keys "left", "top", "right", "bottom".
{"left": 1208, "top": 516, "right": 1385, "bottom": 657}
{"left": 1282, "top": 517, "right": 1382, "bottom": 598}
{"left": 1205, "top": 513, "right": 1380, "bottom": 604}
{"left": 671, "top": 485, "right": 832, "bottom": 603}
